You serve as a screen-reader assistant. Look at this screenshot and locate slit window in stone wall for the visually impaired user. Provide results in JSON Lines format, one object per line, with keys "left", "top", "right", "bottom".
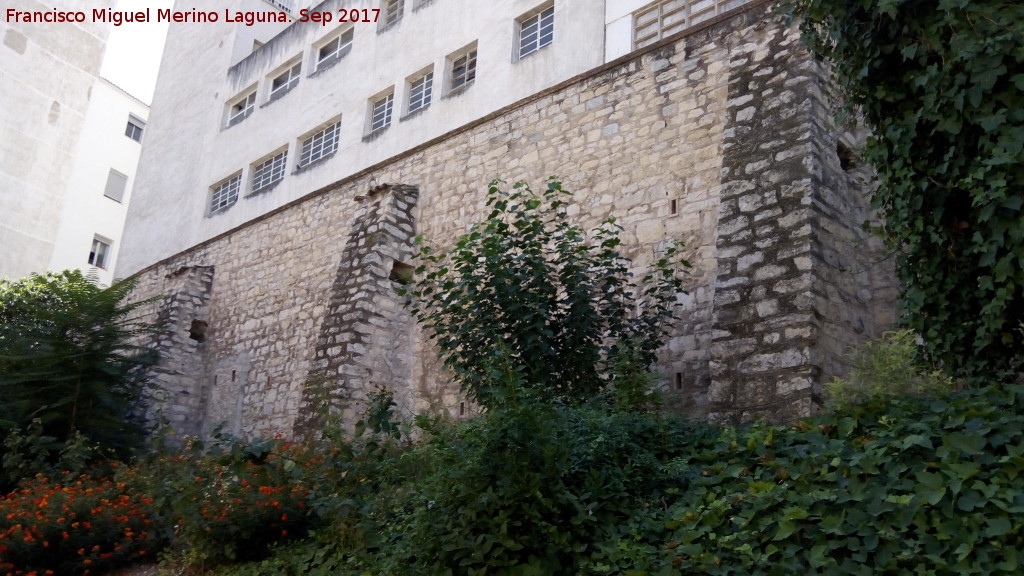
{"left": 317, "top": 27, "right": 353, "bottom": 71}
{"left": 269, "top": 61, "right": 302, "bottom": 100}
{"left": 251, "top": 149, "right": 287, "bottom": 193}
{"left": 407, "top": 70, "right": 433, "bottom": 113}
{"left": 634, "top": 0, "right": 749, "bottom": 49}
{"left": 299, "top": 119, "right": 341, "bottom": 167}
{"left": 210, "top": 172, "right": 241, "bottom": 214}
{"left": 448, "top": 44, "right": 477, "bottom": 92}
{"left": 518, "top": 4, "right": 554, "bottom": 59}
{"left": 369, "top": 91, "right": 394, "bottom": 133}
{"left": 228, "top": 90, "right": 256, "bottom": 126}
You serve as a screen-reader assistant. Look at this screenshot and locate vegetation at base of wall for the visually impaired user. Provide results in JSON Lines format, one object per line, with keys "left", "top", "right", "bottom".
{"left": 0, "top": 465, "right": 161, "bottom": 576}
{"left": 4, "top": 378, "right": 1024, "bottom": 575}
{"left": 403, "top": 178, "right": 690, "bottom": 409}
{"left": 825, "top": 329, "right": 954, "bottom": 410}
{"left": 0, "top": 270, "right": 159, "bottom": 490}
{"left": 786, "top": 0, "right": 1024, "bottom": 383}
{"left": 197, "top": 383, "right": 1024, "bottom": 576}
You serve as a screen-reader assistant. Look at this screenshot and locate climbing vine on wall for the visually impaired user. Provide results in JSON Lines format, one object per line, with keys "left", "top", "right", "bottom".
{"left": 787, "top": 0, "right": 1024, "bottom": 382}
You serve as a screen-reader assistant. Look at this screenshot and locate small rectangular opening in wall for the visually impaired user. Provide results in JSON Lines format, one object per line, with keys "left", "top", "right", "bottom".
{"left": 670, "top": 199, "right": 678, "bottom": 215}
{"left": 231, "top": 370, "right": 237, "bottom": 382}
{"left": 189, "top": 319, "right": 208, "bottom": 342}
{"left": 459, "top": 401, "right": 465, "bottom": 416}
{"left": 675, "top": 373, "right": 683, "bottom": 391}
{"left": 390, "top": 261, "right": 415, "bottom": 285}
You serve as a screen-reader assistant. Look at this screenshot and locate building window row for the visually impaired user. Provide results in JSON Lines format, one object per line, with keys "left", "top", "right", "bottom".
{"left": 226, "top": 2, "right": 553, "bottom": 130}
{"left": 225, "top": 25, "right": 355, "bottom": 128}
{"left": 209, "top": 118, "right": 342, "bottom": 214}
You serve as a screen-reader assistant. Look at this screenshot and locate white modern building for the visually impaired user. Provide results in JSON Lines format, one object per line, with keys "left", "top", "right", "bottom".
{"left": 1, "top": 0, "right": 112, "bottom": 279}
{"left": 119, "top": 0, "right": 748, "bottom": 274}
{"left": 1, "top": 0, "right": 149, "bottom": 284}
{"left": 47, "top": 78, "right": 150, "bottom": 286}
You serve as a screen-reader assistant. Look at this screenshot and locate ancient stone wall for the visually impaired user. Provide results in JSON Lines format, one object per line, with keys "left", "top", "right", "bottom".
{"left": 128, "top": 3, "right": 896, "bottom": 439}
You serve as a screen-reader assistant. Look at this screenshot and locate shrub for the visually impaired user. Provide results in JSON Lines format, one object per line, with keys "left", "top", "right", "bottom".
{"left": 132, "top": 434, "right": 311, "bottom": 571}
{"left": 825, "top": 329, "right": 954, "bottom": 410}
{"left": 0, "top": 467, "right": 161, "bottom": 576}
{"left": 405, "top": 178, "right": 689, "bottom": 409}
{"left": 0, "top": 271, "right": 158, "bottom": 470}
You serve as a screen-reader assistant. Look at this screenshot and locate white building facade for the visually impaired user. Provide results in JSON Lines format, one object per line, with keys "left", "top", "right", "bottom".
{"left": 120, "top": 0, "right": 748, "bottom": 274}
{"left": 1, "top": 0, "right": 113, "bottom": 279}
{"left": 1, "top": 0, "right": 149, "bottom": 284}
{"left": 47, "top": 79, "right": 150, "bottom": 286}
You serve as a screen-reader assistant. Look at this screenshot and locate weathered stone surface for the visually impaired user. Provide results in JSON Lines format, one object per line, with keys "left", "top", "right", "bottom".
{"left": 127, "top": 4, "right": 896, "bottom": 439}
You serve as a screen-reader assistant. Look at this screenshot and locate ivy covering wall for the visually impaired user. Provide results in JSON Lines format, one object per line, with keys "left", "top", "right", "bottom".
{"left": 789, "top": 0, "right": 1024, "bottom": 381}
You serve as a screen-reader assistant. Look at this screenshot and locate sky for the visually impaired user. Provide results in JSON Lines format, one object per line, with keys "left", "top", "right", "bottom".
{"left": 99, "top": 0, "right": 176, "bottom": 105}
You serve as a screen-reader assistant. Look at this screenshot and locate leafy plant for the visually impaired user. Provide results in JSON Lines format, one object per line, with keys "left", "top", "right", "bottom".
{"left": 0, "top": 466, "right": 161, "bottom": 576}
{"left": 786, "top": 0, "right": 1024, "bottom": 383}
{"left": 0, "top": 271, "right": 159, "bottom": 468}
{"left": 131, "top": 434, "right": 311, "bottom": 572}
{"left": 404, "top": 178, "right": 690, "bottom": 408}
{"left": 825, "top": 329, "right": 954, "bottom": 410}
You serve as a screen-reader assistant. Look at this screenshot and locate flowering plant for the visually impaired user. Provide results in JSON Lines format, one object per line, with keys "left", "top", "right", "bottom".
{"left": 0, "top": 466, "right": 160, "bottom": 576}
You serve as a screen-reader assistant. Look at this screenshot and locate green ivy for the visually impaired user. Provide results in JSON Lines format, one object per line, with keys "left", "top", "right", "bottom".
{"left": 787, "top": 0, "right": 1024, "bottom": 382}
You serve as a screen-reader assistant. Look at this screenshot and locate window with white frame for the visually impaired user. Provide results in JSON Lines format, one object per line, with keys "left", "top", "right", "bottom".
{"left": 381, "top": 0, "right": 404, "bottom": 28}
{"left": 210, "top": 173, "right": 241, "bottom": 214}
{"left": 317, "top": 27, "right": 353, "bottom": 70}
{"left": 88, "top": 237, "right": 111, "bottom": 269}
{"left": 634, "top": 0, "right": 748, "bottom": 49}
{"left": 518, "top": 4, "right": 554, "bottom": 59}
{"left": 103, "top": 169, "right": 128, "bottom": 202}
{"left": 269, "top": 61, "right": 301, "bottom": 99}
{"left": 251, "top": 149, "right": 287, "bottom": 193}
{"left": 299, "top": 120, "right": 341, "bottom": 167}
{"left": 369, "top": 91, "right": 394, "bottom": 133}
{"left": 125, "top": 116, "right": 144, "bottom": 142}
{"left": 228, "top": 91, "right": 256, "bottom": 126}
{"left": 407, "top": 70, "right": 433, "bottom": 113}
{"left": 449, "top": 45, "right": 477, "bottom": 92}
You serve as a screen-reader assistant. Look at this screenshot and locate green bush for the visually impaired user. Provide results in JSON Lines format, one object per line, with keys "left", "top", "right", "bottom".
{"left": 131, "top": 433, "right": 312, "bottom": 572}
{"left": 197, "top": 384, "right": 1024, "bottom": 576}
{"left": 0, "top": 270, "right": 158, "bottom": 477}
{"left": 825, "top": 329, "right": 954, "bottom": 410}
{"left": 405, "top": 178, "right": 689, "bottom": 409}
{"left": 0, "top": 466, "right": 161, "bottom": 576}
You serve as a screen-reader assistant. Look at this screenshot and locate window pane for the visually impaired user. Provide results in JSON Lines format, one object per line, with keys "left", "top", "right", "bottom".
{"left": 409, "top": 72, "right": 433, "bottom": 112}
{"left": 252, "top": 150, "right": 287, "bottom": 192}
{"left": 210, "top": 174, "right": 241, "bottom": 213}
{"left": 300, "top": 121, "right": 341, "bottom": 166}
{"left": 371, "top": 92, "right": 394, "bottom": 132}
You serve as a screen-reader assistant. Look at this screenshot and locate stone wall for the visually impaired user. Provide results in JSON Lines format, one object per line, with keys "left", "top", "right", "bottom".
{"left": 128, "top": 2, "right": 896, "bottom": 439}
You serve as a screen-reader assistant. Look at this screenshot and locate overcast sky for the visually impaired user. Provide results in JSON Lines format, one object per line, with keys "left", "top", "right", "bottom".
{"left": 99, "top": 0, "right": 175, "bottom": 104}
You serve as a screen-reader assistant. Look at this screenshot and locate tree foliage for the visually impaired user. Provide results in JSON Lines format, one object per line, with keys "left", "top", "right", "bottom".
{"left": 404, "top": 179, "right": 690, "bottom": 408}
{"left": 0, "top": 270, "right": 158, "bottom": 461}
{"left": 788, "top": 0, "right": 1024, "bottom": 382}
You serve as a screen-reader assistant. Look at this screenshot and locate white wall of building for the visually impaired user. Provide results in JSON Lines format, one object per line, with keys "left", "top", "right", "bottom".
{"left": 48, "top": 79, "right": 149, "bottom": 285}
{"left": 0, "top": 0, "right": 114, "bottom": 279}
{"left": 119, "top": 0, "right": 608, "bottom": 275}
